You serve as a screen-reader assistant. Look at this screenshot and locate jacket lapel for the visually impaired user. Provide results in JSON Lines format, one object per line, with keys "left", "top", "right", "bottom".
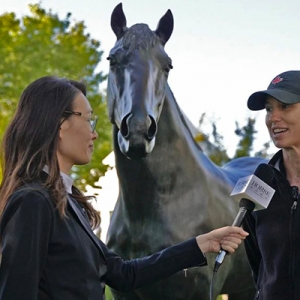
{"left": 67, "top": 195, "right": 106, "bottom": 260}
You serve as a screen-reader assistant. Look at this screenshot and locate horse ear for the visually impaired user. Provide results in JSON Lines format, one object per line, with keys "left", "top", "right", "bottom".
{"left": 155, "top": 9, "right": 174, "bottom": 45}
{"left": 111, "top": 3, "right": 127, "bottom": 40}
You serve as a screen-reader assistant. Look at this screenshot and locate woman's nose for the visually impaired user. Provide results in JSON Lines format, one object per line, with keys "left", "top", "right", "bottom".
{"left": 92, "top": 130, "right": 98, "bottom": 140}
{"left": 268, "top": 108, "right": 282, "bottom": 122}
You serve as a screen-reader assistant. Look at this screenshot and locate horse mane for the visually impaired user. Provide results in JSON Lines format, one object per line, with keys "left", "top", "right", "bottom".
{"left": 165, "top": 84, "right": 203, "bottom": 152}
{"left": 122, "top": 24, "right": 160, "bottom": 52}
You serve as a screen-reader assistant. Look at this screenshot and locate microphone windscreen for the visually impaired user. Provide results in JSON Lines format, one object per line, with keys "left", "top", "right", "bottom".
{"left": 239, "top": 198, "right": 255, "bottom": 211}
{"left": 253, "top": 163, "right": 274, "bottom": 186}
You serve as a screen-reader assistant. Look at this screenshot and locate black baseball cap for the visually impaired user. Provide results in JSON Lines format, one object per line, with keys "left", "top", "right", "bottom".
{"left": 247, "top": 70, "right": 300, "bottom": 111}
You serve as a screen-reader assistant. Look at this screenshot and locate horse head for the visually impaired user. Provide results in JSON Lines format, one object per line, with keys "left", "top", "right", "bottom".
{"left": 107, "top": 3, "right": 174, "bottom": 159}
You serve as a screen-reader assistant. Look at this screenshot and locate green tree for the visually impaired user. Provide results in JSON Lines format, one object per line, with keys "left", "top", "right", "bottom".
{"left": 0, "top": 4, "right": 112, "bottom": 189}
{"left": 233, "top": 118, "right": 257, "bottom": 158}
{"left": 209, "top": 122, "right": 230, "bottom": 165}
{"left": 197, "top": 115, "right": 270, "bottom": 166}
{"left": 233, "top": 118, "right": 270, "bottom": 159}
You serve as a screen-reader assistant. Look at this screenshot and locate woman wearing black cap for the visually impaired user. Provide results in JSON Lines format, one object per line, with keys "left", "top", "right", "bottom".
{"left": 244, "top": 70, "right": 300, "bottom": 300}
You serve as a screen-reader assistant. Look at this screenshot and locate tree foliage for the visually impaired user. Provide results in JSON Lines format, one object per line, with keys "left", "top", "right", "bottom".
{"left": 0, "top": 4, "right": 112, "bottom": 189}
{"left": 197, "top": 114, "right": 270, "bottom": 166}
{"left": 233, "top": 118, "right": 257, "bottom": 158}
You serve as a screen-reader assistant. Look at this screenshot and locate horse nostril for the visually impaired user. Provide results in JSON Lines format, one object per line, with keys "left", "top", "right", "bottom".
{"left": 120, "top": 113, "right": 156, "bottom": 141}
{"left": 147, "top": 115, "right": 157, "bottom": 140}
{"left": 120, "top": 113, "right": 132, "bottom": 139}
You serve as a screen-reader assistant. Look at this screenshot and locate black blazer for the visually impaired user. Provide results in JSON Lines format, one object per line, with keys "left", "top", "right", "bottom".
{"left": 0, "top": 183, "right": 206, "bottom": 300}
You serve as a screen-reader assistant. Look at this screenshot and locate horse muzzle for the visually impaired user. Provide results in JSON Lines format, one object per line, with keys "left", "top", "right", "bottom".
{"left": 118, "top": 113, "right": 157, "bottom": 159}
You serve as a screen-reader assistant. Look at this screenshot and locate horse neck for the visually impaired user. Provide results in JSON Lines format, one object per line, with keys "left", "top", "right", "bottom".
{"left": 153, "top": 85, "right": 213, "bottom": 166}
{"left": 159, "top": 85, "right": 202, "bottom": 150}
{"left": 152, "top": 84, "right": 232, "bottom": 185}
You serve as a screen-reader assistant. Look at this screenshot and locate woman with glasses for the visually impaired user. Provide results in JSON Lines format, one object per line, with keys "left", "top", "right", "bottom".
{"left": 0, "top": 76, "right": 248, "bottom": 300}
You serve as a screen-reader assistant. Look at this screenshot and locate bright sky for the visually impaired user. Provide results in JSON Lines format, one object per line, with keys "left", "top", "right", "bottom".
{"left": 2, "top": 0, "right": 300, "bottom": 156}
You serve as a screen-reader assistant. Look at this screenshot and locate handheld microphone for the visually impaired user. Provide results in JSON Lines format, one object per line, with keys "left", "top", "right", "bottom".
{"left": 230, "top": 164, "right": 275, "bottom": 209}
{"left": 213, "top": 163, "right": 275, "bottom": 272}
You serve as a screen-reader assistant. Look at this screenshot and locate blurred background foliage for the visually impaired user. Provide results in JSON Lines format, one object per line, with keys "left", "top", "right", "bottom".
{"left": 0, "top": 3, "right": 112, "bottom": 190}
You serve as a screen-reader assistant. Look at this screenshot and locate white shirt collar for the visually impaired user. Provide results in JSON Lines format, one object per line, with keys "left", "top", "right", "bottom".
{"left": 43, "top": 165, "right": 74, "bottom": 194}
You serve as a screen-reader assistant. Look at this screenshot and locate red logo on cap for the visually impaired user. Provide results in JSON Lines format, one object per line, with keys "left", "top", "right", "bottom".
{"left": 271, "top": 76, "right": 283, "bottom": 85}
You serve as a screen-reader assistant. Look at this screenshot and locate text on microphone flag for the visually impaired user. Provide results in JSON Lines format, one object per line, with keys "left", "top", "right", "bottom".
{"left": 230, "top": 174, "right": 275, "bottom": 209}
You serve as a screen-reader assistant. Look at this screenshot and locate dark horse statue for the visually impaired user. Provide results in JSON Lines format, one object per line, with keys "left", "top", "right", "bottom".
{"left": 106, "top": 3, "right": 264, "bottom": 299}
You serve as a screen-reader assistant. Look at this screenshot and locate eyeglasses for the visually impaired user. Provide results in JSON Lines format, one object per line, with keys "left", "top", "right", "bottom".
{"left": 63, "top": 111, "right": 98, "bottom": 132}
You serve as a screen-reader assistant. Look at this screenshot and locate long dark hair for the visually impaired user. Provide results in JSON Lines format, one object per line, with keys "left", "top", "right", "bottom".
{"left": 0, "top": 76, "right": 100, "bottom": 228}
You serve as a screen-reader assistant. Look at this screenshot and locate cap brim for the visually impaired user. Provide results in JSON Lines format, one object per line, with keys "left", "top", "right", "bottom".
{"left": 247, "top": 89, "right": 300, "bottom": 111}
